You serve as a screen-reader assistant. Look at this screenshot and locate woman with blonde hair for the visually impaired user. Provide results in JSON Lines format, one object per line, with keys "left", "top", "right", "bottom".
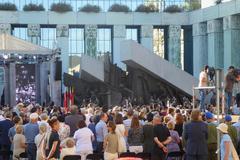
{"left": 166, "top": 121, "right": 180, "bottom": 159}
{"left": 60, "top": 138, "right": 76, "bottom": 160}
{"left": 13, "top": 125, "right": 26, "bottom": 160}
{"left": 35, "top": 123, "right": 47, "bottom": 160}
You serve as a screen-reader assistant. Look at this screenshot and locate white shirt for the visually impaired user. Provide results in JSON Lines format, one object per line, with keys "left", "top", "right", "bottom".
{"left": 73, "top": 127, "right": 93, "bottom": 153}
{"left": 60, "top": 147, "right": 76, "bottom": 160}
{"left": 199, "top": 71, "right": 208, "bottom": 87}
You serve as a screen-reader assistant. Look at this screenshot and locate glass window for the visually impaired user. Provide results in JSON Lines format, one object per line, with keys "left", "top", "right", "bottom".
{"left": 153, "top": 28, "right": 165, "bottom": 58}
{"left": 181, "top": 28, "right": 184, "bottom": 70}
{"left": 40, "top": 27, "right": 56, "bottom": 49}
{"left": 126, "top": 27, "right": 140, "bottom": 43}
{"left": 12, "top": 26, "right": 28, "bottom": 41}
{"left": 69, "top": 27, "right": 84, "bottom": 73}
{"left": 97, "top": 27, "right": 112, "bottom": 61}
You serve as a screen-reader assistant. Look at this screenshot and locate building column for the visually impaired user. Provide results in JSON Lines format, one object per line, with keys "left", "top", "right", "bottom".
{"left": 113, "top": 25, "right": 126, "bottom": 69}
{"left": 192, "top": 22, "right": 208, "bottom": 78}
{"left": 9, "top": 63, "right": 16, "bottom": 107}
{"left": 27, "top": 24, "right": 40, "bottom": 45}
{"left": 85, "top": 25, "right": 97, "bottom": 58}
{"left": 223, "top": 15, "right": 240, "bottom": 71}
{"left": 168, "top": 25, "right": 181, "bottom": 69}
{"left": 0, "top": 24, "right": 11, "bottom": 34}
{"left": 207, "top": 19, "right": 224, "bottom": 68}
{"left": 141, "top": 25, "right": 153, "bottom": 52}
{"left": 183, "top": 26, "right": 193, "bottom": 75}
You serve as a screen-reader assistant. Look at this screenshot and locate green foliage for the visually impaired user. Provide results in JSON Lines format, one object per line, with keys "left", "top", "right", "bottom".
{"left": 164, "top": 5, "right": 183, "bottom": 13}
{"left": 135, "top": 4, "right": 159, "bottom": 13}
{"left": 23, "top": 3, "right": 45, "bottom": 11}
{"left": 0, "top": 3, "right": 17, "bottom": 11}
{"left": 79, "top": 4, "right": 101, "bottom": 13}
{"left": 108, "top": 4, "right": 131, "bottom": 13}
{"left": 50, "top": 3, "right": 73, "bottom": 13}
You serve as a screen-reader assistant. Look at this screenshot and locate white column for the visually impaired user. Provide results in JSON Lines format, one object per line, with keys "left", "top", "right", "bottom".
{"left": 27, "top": 24, "right": 40, "bottom": 45}
{"left": 207, "top": 19, "right": 224, "bottom": 68}
{"left": 168, "top": 25, "right": 181, "bottom": 69}
{"left": 192, "top": 22, "right": 208, "bottom": 78}
{"left": 113, "top": 25, "right": 126, "bottom": 69}
{"left": 9, "top": 63, "right": 16, "bottom": 107}
{"left": 85, "top": 25, "right": 97, "bottom": 58}
{"left": 0, "top": 24, "right": 11, "bottom": 34}
{"left": 56, "top": 24, "right": 69, "bottom": 78}
{"left": 223, "top": 15, "right": 240, "bottom": 71}
{"left": 141, "top": 25, "right": 153, "bottom": 52}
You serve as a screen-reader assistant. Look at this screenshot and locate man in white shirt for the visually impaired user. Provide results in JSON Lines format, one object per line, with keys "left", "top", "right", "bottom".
{"left": 198, "top": 65, "right": 209, "bottom": 112}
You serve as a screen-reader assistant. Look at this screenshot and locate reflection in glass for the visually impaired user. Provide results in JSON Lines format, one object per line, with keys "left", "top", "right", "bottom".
{"left": 153, "top": 28, "right": 164, "bottom": 58}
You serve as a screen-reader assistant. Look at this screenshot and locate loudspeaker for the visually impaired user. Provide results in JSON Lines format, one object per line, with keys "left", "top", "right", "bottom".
{"left": 55, "top": 61, "right": 62, "bottom": 81}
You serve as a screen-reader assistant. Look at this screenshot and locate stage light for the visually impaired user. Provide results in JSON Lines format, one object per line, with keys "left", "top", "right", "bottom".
{"left": 19, "top": 55, "right": 22, "bottom": 59}
{"left": 33, "top": 56, "right": 36, "bottom": 60}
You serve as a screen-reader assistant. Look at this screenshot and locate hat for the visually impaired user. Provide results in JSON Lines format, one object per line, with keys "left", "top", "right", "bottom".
{"left": 225, "top": 115, "right": 232, "bottom": 122}
{"left": 30, "top": 113, "right": 38, "bottom": 120}
{"left": 205, "top": 112, "right": 213, "bottom": 119}
{"left": 217, "top": 123, "right": 228, "bottom": 133}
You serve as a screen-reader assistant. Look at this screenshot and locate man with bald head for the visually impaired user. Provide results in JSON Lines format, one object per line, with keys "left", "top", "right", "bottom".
{"left": 152, "top": 115, "right": 172, "bottom": 160}
{"left": 65, "top": 105, "right": 85, "bottom": 136}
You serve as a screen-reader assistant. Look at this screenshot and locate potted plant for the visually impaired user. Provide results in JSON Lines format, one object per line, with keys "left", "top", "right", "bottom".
{"left": 108, "top": 4, "right": 131, "bottom": 13}
{"left": 79, "top": 4, "right": 101, "bottom": 13}
{"left": 0, "top": 2, "right": 17, "bottom": 11}
{"left": 50, "top": 3, "right": 73, "bottom": 13}
{"left": 164, "top": 5, "right": 183, "bottom": 13}
{"left": 135, "top": 4, "right": 159, "bottom": 13}
{"left": 23, "top": 3, "right": 45, "bottom": 11}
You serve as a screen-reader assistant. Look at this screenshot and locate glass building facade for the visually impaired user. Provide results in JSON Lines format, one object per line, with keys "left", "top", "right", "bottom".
{"left": 12, "top": 25, "right": 28, "bottom": 41}
{"left": 40, "top": 27, "right": 56, "bottom": 49}
{"left": 97, "top": 27, "right": 112, "bottom": 60}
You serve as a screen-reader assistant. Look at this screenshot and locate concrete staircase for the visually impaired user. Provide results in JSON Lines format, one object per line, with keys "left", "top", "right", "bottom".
{"left": 120, "top": 40, "right": 198, "bottom": 96}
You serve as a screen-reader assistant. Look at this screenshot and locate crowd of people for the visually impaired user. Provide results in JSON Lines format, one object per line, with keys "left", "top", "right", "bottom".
{"left": 0, "top": 101, "right": 239, "bottom": 160}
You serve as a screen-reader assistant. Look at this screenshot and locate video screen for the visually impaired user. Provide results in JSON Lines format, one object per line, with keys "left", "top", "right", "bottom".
{"left": 16, "top": 64, "right": 36, "bottom": 104}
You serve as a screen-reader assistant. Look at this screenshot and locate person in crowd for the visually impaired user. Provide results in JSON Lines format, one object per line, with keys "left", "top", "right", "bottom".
{"left": 95, "top": 112, "right": 108, "bottom": 153}
{"left": 104, "top": 121, "right": 119, "bottom": 160}
{"left": 35, "top": 123, "right": 47, "bottom": 160}
{"left": 65, "top": 105, "right": 85, "bottom": 136}
{"left": 232, "top": 71, "right": 240, "bottom": 104}
{"left": 24, "top": 113, "right": 39, "bottom": 160}
{"left": 224, "top": 115, "right": 238, "bottom": 149}
{"left": 13, "top": 125, "right": 26, "bottom": 160}
{"left": 232, "top": 93, "right": 240, "bottom": 115}
{"left": 123, "top": 109, "right": 134, "bottom": 131}
{"left": 0, "top": 112, "right": 14, "bottom": 160}
{"left": 57, "top": 115, "right": 70, "bottom": 144}
{"left": 205, "top": 112, "right": 217, "bottom": 160}
{"left": 174, "top": 113, "right": 184, "bottom": 137}
{"left": 225, "top": 66, "right": 236, "bottom": 114}
{"left": 115, "top": 113, "right": 127, "bottom": 153}
{"left": 152, "top": 114, "right": 172, "bottom": 160}
{"left": 43, "top": 117, "right": 60, "bottom": 160}
{"left": 8, "top": 116, "right": 22, "bottom": 151}
{"left": 88, "top": 116, "right": 97, "bottom": 152}
{"left": 128, "top": 115, "right": 143, "bottom": 154}
{"left": 85, "top": 107, "right": 94, "bottom": 126}
{"left": 232, "top": 116, "right": 240, "bottom": 155}
{"left": 166, "top": 121, "right": 180, "bottom": 156}
{"left": 183, "top": 109, "right": 208, "bottom": 160}
{"left": 39, "top": 113, "right": 50, "bottom": 131}
{"left": 217, "top": 123, "right": 234, "bottom": 160}
{"left": 73, "top": 120, "right": 94, "bottom": 160}
{"left": 199, "top": 65, "right": 209, "bottom": 112}
{"left": 167, "top": 107, "right": 175, "bottom": 123}
{"left": 60, "top": 138, "right": 76, "bottom": 160}
{"left": 143, "top": 112, "right": 154, "bottom": 153}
